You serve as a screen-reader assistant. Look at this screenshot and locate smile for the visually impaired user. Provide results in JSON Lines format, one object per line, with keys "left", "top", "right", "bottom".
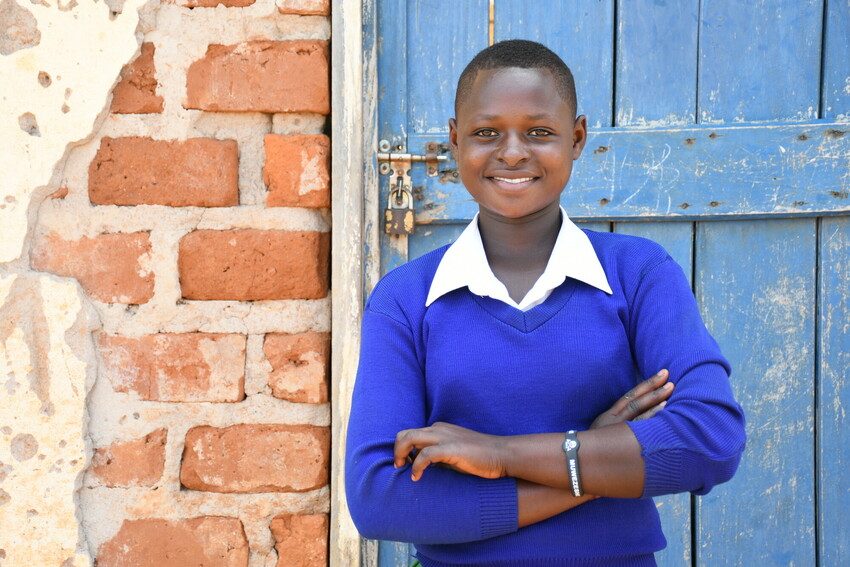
{"left": 492, "top": 176, "right": 535, "bottom": 184}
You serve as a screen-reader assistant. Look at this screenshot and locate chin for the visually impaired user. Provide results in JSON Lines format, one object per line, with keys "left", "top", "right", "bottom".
{"left": 479, "top": 202, "right": 544, "bottom": 220}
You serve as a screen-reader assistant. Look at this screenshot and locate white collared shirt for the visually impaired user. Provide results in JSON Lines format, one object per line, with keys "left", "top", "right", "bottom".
{"left": 425, "top": 205, "right": 613, "bottom": 311}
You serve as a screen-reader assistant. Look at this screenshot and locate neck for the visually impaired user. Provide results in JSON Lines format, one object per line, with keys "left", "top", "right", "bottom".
{"left": 477, "top": 201, "right": 562, "bottom": 271}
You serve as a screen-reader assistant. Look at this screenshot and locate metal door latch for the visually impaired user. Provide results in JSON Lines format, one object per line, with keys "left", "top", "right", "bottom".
{"left": 378, "top": 140, "right": 449, "bottom": 235}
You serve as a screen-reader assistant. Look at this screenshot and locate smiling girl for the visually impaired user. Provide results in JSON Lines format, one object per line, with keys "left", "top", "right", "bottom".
{"left": 345, "top": 40, "right": 746, "bottom": 567}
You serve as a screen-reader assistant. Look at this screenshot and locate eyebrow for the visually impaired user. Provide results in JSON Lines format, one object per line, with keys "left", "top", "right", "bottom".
{"left": 473, "top": 113, "right": 555, "bottom": 121}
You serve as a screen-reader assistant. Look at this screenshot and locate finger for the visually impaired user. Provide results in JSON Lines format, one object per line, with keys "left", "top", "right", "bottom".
{"left": 410, "top": 446, "right": 441, "bottom": 481}
{"left": 610, "top": 369, "right": 669, "bottom": 415}
{"left": 621, "top": 381, "right": 674, "bottom": 419}
{"left": 394, "top": 429, "right": 438, "bottom": 468}
{"left": 634, "top": 400, "right": 667, "bottom": 421}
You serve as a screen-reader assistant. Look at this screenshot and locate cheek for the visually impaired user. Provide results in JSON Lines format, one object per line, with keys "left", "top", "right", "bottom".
{"left": 456, "top": 147, "right": 488, "bottom": 176}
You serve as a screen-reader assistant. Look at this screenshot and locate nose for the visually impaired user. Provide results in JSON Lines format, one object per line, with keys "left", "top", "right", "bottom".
{"left": 496, "top": 131, "right": 530, "bottom": 167}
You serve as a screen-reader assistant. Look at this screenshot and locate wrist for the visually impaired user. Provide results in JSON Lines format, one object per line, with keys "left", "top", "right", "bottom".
{"left": 498, "top": 434, "right": 518, "bottom": 478}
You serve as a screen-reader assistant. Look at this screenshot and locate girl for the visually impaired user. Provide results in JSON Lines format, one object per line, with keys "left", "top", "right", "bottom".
{"left": 345, "top": 40, "right": 746, "bottom": 566}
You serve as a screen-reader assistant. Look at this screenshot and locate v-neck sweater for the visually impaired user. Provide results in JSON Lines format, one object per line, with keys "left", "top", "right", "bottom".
{"left": 345, "top": 229, "right": 747, "bottom": 566}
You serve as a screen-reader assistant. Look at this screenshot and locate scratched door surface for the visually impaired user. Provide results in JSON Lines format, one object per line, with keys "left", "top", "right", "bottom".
{"left": 369, "top": 2, "right": 850, "bottom": 566}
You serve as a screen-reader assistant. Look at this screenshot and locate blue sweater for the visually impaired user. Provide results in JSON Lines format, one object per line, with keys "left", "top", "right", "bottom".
{"left": 345, "top": 230, "right": 746, "bottom": 566}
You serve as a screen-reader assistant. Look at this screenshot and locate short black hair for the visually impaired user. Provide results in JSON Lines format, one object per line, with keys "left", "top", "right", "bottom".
{"left": 455, "top": 39, "right": 577, "bottom": 118}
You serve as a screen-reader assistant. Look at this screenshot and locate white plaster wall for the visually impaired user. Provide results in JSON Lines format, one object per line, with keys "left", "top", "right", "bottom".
{"left": 0, "top": 1, "right": 147, "bottom": 564}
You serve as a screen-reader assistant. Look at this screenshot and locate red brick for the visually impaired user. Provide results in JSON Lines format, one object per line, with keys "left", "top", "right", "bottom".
{"left": 111, "top": 43, "right": 164, "bottom": 114}
{"left": 91, "top": 429, "right": 167, "bottom": 487}
{"left": 270, "top": 514, "right": 328, "bottom": 567}
{"left": 30, "top": 232, "right": 154, "bottom": 304}
{"left": 185, "top": 41, "right": 329, "bottom": 114}
{"left": 264, "top": 332, "right": 329, "bottom": 403}
{"left": 264, "top": 134, "right": 330, "bottom": 208}
{"left": 180, "top": 424, "right": 329, "bottom": 493}
{"left": 178, "top": 230, "right": 330, "bottom": 301}
{"left": 97, "top": 517, "right": 248, "bottom": 567}
{"left": 97, "top": 333, "right": 246, "bottom": 402}
{"left": 277, "top": 0, "right": 329, "bottom": 15}
{"left": 185, "top": 0, "right": 255, "bottom": 6}
{"left": 89, "top": 137, "right": 239, "bottom": 207}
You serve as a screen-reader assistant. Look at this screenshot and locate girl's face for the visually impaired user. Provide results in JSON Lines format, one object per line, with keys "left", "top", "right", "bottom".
{"left": 449, "top": 67, "right": 587, "bottom": 220}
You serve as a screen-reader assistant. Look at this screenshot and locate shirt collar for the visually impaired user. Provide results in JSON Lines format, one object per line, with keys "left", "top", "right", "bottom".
{"left": 425, "top": 205, "right": 613, "bottom": 308}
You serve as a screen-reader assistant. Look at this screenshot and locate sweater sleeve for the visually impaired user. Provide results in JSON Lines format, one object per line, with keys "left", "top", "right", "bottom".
{"left": 344, "top": 304, "right": 518, "bottom": 545}
{"left": 624, "top": 255, "right": 747, "bottom": 498}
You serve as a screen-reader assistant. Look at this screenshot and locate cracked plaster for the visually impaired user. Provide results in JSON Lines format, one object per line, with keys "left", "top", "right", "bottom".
{"left": 2, "top": 1, "right": 332, "bottom": 565}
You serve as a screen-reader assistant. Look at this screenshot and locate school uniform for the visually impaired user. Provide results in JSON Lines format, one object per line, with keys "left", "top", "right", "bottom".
{"left": 345, "top": 206, "right": 746, "bottom": 566}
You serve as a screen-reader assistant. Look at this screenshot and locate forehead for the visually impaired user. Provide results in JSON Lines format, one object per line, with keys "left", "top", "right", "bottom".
{"left": 459, "top": 67, "right": 571, "bottom": 121}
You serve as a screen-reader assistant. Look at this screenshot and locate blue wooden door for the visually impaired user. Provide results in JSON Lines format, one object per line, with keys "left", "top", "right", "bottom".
{"left": 369, "top": 1, "right": 850, "bottom": 565}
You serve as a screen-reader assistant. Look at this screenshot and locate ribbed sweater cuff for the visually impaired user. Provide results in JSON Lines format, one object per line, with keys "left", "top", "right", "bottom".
{"left": 477, "top": 476, "right": 518, "bottom": 539}
{"left": 627, "top": 417, "right": 687, "bottom": 497}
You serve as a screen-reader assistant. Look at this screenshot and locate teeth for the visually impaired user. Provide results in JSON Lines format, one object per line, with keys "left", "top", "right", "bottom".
{"left": 493, "top": 177, "right": 534, "bottom": 184}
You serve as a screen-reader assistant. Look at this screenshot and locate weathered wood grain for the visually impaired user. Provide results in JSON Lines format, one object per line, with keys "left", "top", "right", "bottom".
{"left": 821, "top": 0, "right": 850, "bottom": 120}
{"left": 695, "top": 219, "right": 816, "bottom": 566}
{"left": 616, "top": 0, "right": 699, "bottom": 128}
{"left": 698, "top": 1, "right": 824, "bottom": 123}
{"left": 817, "top": 216, "right": 850, "bottom": 566}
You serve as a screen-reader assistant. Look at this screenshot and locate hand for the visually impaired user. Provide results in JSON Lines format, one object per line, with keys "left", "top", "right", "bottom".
{"left": 590, "top": 369, "right": 674, "bottom": 430}
{"left": 393, "top": 421, "right": 507, "bottom": 482}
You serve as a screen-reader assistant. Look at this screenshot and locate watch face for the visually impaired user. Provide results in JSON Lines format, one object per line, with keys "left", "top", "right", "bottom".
{"left": 564, "top": 439, "right": 578, "bottom": 451}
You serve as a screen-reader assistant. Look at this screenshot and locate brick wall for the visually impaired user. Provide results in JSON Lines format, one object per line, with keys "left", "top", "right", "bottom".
{"left": 30, "top": 1, "right": 332, "bottom": 565}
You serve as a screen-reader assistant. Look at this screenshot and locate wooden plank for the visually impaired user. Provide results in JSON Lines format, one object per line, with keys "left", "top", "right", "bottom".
{"left": 407, "top": 0, "right": 489, "bottom": 133}
{"left": 410, "top": 123, "right": 850, "bottom": 223}
{"left": 377, "top": 0, "right": 407, "bottom": 148}
{"left": 495, "top": 0, "right": 614, "bottom": 128}
{"left": 378, "top": 0, "right": 410, "bottom": 277}
{"left": 821, "top": 0, "right": 850, "bottom": 120}
{"left": 614, "top": 221, "right": 694, "bottom": 567}
{"left": 817, "top": 216, "right": 850, "bottom": 566}
{"left": 695, "top": 219, "right": 816, "bottom": 566}
{"left": 616, "top": 0, "right": 699, "bottom": 127}
{"left": 698, "top": 1, "right": 824, "bottom": 123}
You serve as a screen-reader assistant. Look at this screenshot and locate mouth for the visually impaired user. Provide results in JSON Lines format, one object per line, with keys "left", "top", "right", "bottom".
{"left": 486, "top": 176, "right": 539, "bottom": 190}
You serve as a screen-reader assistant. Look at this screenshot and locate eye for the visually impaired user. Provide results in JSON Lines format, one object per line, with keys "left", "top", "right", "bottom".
{"left": 529, "top": 128, "right": 553, "bottom": 137}
{"left": 474, "top": 129, "right": 498, "bottom": 138}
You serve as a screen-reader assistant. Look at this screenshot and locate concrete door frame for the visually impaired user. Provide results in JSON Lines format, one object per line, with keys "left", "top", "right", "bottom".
{"left": 330, "top": 1, "right": 380, "bottom": 565}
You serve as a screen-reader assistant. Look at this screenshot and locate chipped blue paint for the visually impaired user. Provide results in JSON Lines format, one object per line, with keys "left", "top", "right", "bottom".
{"left": 822, "top": 0, "right": 850, "bottom": 120}
{"left": 696, "top": 220, "right": 817, "bottom": 566}
{"left": 817, "top": 216, "right": 850, "bottom": 566}
{"left": 408, "top": 124, "right": 850, "bottom": 223}
{"left": 698, "top": 1, "right": 824, "bottom": 123}
{"left": 616, "top": 0, "right": 699, "bottom": 128}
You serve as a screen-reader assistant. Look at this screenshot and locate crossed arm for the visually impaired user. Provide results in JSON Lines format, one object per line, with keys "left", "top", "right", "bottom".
{"left": 394, "top": 369, "right": 674, "bottom": 528}
{"left": 346, "top": 257, "right": 746, "bottom": 544}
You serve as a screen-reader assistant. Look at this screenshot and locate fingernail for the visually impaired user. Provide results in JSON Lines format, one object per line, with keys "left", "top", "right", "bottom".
{"left": 660, "top": 401, "right": 667, "bottom": 408}
{"left": 664, "top": 382, "right": 674, "bottom": 390}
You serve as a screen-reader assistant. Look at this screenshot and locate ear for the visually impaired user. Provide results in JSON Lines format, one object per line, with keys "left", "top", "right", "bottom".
{"left": 571, "top": 114, "right": 588, "bottom": 160}
{"left": 448, "top": 117, "right": 459, "bottom": 155}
